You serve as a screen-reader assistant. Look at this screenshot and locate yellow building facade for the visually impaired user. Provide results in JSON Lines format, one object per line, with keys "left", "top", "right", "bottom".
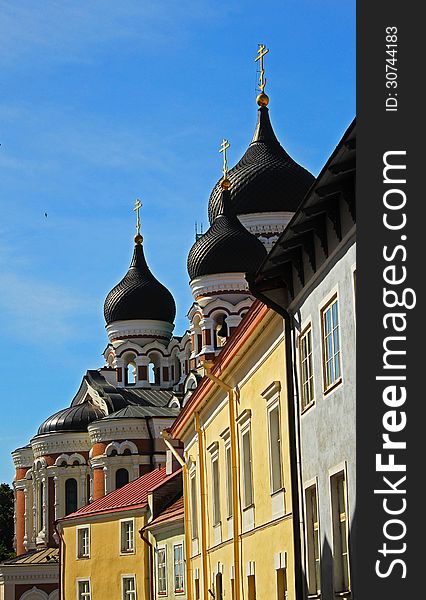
{"left": 170, "top": 302, "right": 297, "bottom": 600}
{"left": 57, "top": 467, "right": 181, "bottom": 600}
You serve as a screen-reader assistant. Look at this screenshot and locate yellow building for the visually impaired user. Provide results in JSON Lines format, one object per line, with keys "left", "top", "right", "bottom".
{"left": 169, "top": 301, "right": 298, "bottom": 600}
{"left": 57, "top": 466, "right": 182, "bottom": 600}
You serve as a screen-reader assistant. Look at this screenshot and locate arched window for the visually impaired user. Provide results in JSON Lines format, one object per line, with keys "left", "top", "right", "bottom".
{"left": 148, "top": 353, "right": 161, "bottom": 385}
{"left": 148, "top": 362, "right": 156, "bottom": 384}
{"left": 65, "top": 478, "right": 78, "bottom": 515}
{"left": 39, "top": 484, "right": 44, "bottom": 531}
{"left": 214, "top": 314, "right": 228, "bottom": 349}
{"left": 115, "top": 468, "right": 129, "bottom": 489}
{"left": 122, "top": 448, "right": 132, "bottom": 456}
{"left": 126, "top": 362, "right": 136, "bottom": 385}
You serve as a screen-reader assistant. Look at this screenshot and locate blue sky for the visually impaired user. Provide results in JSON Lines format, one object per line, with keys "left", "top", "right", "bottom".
{"left": 0, "top": 0, "right": 355, "bottom": 483}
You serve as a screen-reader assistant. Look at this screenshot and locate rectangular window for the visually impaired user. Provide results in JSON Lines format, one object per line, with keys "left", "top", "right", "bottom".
{"left": 268, "top": 404, "right": 283, "bottom": 493}
{"left": 322, "top": 297, "right": 342, "bottom": 390}
{"left": 122, "top": 576, "right": 136, "bottom": 600}
{"left": 190, "top": 474, "right": 199, "bottom": 540}
{"left": 157, "top": 547, "right": 167, "bottom": 595}
{"left": 77, "top": 580, "right": 91, "bottom": 600}
{"left": 241, "top": 428, "right": 254, "bottom": 508}
{"left": 300, "top": 326, "right": 314, "bottom": 409}
{"left": 331, "top": 471, "right": 350, "bottom": 593}
{"left": 120, "top": 519, "right": 135, "bottom": 553}
{"left": 173, "top": 543, "right": 185, "bottom": 593}
{"left": 212, "top": 456, "right": 221, "bottom": 526}
{"left": 77, "top": 527, "right": 90, "bottom": 558}
{"left": 225, "top": 445, "right": 233, "bottom": 518}
{"left": 305, "top": 484, "right": 321, "bottom": 594}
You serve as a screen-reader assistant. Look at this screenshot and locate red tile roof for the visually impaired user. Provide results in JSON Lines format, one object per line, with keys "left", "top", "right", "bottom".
{"left": 60, "top": 467, "right": 168, "bottom": 521}
{"left": 146, "top": 495, "right": 184, "bottom": 530}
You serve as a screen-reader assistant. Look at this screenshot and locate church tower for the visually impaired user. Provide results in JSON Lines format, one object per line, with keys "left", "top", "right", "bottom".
{"left": 187, "top": 46, "right": 314, "bottom": 370}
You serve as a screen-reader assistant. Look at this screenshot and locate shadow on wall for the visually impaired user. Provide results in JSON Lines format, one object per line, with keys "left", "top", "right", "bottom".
{"left": 301, "top": 509, "right": 356, "bottom": 600}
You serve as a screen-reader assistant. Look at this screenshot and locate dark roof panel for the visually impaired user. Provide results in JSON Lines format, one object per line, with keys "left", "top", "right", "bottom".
{"left": 187, "top": 189, "right": 267, "bottom": 280}
{"left": 104, "top": 243, "right": 176, "bottom": 325}
{"left": 208, "top": 106, "right": 314, "bottom": 221}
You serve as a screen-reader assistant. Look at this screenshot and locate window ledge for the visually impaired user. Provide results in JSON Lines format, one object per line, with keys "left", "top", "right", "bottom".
{"left": 242, "top": 503, "right": 255, "bottom": 512}
{"left": 323, "top": 378, "right": 343, "bottom": 396}
{"left": 270, "top": 487, "right": 285, "bottom": 497}
{"left": 334, "top": 592, "right": 351, "bottom": 598}
{"left": 307, "top": 594, "right": 321, "bottom": 600}
{"left": 301, "top": 400, "right": 315, "bottom": 415}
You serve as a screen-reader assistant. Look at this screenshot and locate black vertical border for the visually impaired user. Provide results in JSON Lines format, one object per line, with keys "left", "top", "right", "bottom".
{"left": 357, "top": 1, "right": 420, "bottom": 598}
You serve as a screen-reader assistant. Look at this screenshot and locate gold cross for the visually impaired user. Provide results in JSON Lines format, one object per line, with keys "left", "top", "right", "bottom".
{"left": 255, "top": 43, "right": 269, "bottom": 92}
{"left": 219, "top": 138, "right": 230, "bottom": 179}
{"left": 134, "top": 199, "right": 142, "bottom": 235}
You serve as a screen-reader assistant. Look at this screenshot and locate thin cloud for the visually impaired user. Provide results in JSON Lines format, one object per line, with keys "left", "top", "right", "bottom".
{"left": 0, "top": 1, "right": 230, "bottom": 67}
{"left": 0, "top": 271, "right": 95, "bottom": 343}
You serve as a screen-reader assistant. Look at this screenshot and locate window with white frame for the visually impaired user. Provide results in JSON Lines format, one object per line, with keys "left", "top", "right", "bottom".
{"left": 190, "top": 473, "right": 199, "bottom": 540}
{"left": 122, "top": 576, "right": 136, "bottom": 600}
{"left": 241, "top": 424, "right": 254, "bottom": 509}
{"left": 157, "top": 546, "right": 167, "bottom": 595}
{"left": 225, "top": 444, "right": 233, "bottom": 518}
{"left": 77, "top": 580, "right": 91, "bottom": 600}
{"left": 212, "top": 453, "right": 221, "bottom": 526}
{"left": 77, "top": 526, "right": 90, "bottom": 559}
{"left": 300, "top": 325, "right": 314, "bottom": 409}
{"left": 305, "top": 483, "right": 321, "bottom": 595}
{"left": 173, "top": 543, "right": 185, "bottom": 593}
{"left": 120, "top": 519, "right": 135, "bottom": 553}
{"left": 331, "top": 470, "right": 350, "bottom": 593}
{"left": 268, "top": 402, "right": 283, "bottom": 494}
{"left": 321, "top": 296, "right": 342, "bottom": 390}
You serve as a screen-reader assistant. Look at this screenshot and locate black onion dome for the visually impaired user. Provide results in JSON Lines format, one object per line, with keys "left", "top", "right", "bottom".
{"left": 188, "top": 189, "right": 267, "bottom": 280}
{"left": 208, "top": 106, "right": 314, "bottom": 222}
{"left": 37, "top": 403, "right": 105, "bottom": 435}
{"left": 104, "top": 243, "right": 176, "bottom": 325}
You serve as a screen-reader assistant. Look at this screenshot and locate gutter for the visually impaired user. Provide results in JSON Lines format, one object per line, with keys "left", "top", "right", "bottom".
{"left": 202, "top": 362, "right": 241, "bottom": 600}
{"left": 139, "top": 526, "right": 155, "bottom": 600}
{"left": 161, "top": 430, "right": 193, "bottom": 600}
{"left": 246, "top": 286, "right": 304, "bottom": 600}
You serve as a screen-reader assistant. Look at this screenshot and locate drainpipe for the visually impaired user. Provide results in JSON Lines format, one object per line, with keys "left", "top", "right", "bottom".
{"left": 140, "top": 526, "right": 155, "bottom": 600}
{"left": 55, "top": 523, "right": 64, "bottom": 600}
{"left": 161, "top": 431, "right": 193, "bottom": 600}
{"left": 202, "top": 362, "right": 241, "bottom": 600}
{"left": 194, "top": 412, "right": 209, "bottom": 600}
{"left": 246, "top": 291, "right": 304, "bottom": 600}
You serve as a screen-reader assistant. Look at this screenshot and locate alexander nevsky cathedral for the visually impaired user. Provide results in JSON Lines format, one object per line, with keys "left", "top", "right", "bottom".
{"left": 4, "top": 46, "right": 315, "bottom": 599}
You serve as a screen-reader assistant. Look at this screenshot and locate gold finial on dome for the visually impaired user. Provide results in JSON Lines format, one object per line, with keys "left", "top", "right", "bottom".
{"left": 219, "top": 138, "right": 231, "bottom": 189}
{"left": 255, "top": 43, "right": 270, "bottom": 106}
{"left": 133, "top": 199, "right": 143, "bottom": 244}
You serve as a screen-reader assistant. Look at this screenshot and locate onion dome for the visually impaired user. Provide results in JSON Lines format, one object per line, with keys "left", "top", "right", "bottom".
{"left": 188, "top": 188, "right": 267, "bottom": 280}
{"left": 104, "top": 240, "right": 176, "bottom": 325}
{"left": 208, "top": 105, "right": 314, "bottom": 222}
{"left": 37, "top": 403, "right": 105, "bottom": 435}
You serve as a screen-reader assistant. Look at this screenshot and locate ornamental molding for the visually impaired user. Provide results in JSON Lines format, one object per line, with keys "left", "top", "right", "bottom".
{"left": 238, "top": 211, "right": 294, "bottom": 234}
{"left": 107, "top": 319, "right": 174, "bottom": 344}
{"left": 31, "top": 433, "right": 90, "bottom": 458}
{"left": 88, "top": 420, "right": 150, "bottom": 443}
{"left": 190, "top": 273, "right": 249, "bottom": 300}
{"left": 12, "top": 447, "right": 34, "bottom": 468}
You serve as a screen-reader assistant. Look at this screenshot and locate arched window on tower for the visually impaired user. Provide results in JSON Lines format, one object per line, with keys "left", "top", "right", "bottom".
{"left": 148, "top": 352, "right": 161, "bottom": 386}
{"left": 214, "top": 313, "right": 228, "bottom": 349}
{"left": 126, "top": 361, "right": 136, "bottom": 385}
{"left": 65, "top": 478, "right": 78, "bottom": 515}
{"left": 38, "top": 483, "right": 44, "bottom": 532}
{"left": 115, "top": 468, "right": 129, "bottom": 489}
{"left": 192, "top": 316, "right": 202, "bottom": 355}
